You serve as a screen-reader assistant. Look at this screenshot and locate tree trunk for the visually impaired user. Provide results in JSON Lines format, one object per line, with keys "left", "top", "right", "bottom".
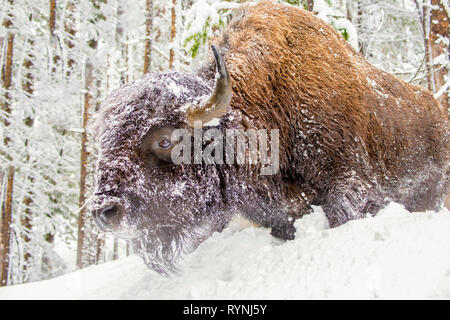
{"left": 169, "top": 0, "right": 176, "bottom": 69}
{"left": 77, "top": 0, "right": 108, "bottom": 269}
{"left": 116, "top": 3, "right": 129, "bottom": 84}
{"left": 21, "top": 20, "right": 35, "bottom": 277}
{"left": 356, "top": 0, "right": 366, "bottom": 56}
{"left": 21, "top": 196, "right": 32, "bottom": 276}
{"left": 0, "top": 166, "right": 14, "bottom": 286}
{"left": 429, "top": 0, "right": 449, "bottom": 115}
{"left": 49, "top": 0, "right": 56, "bottom": 35}
{"left": 112, "top": 238, "right": 119, "bottom": 260}
{"left": 49, "top": 0, "right": 60, "bottom": 73}
{"left": 22, "top": 39, "right": 34, "bottom": 98}
{"left": 419, "top": 0, "right": 449, "bottom": 116}
{"left": 64, "top": 1, "right": 76, "bottom": 76}
{"left": 96, "top": 235, "right": 105, "bottom": 264}
{"left": 1, "top": 18, "right": 14, "bottom": 129}
{"left": 418, "top": 0, "right": 433, "bottom": 91}
{"left": 0, "top": 0, "right": 15, "bottom": 288}
{"left": 144, "top": 0, "right": 153, "bottom": 74}
{"left": 76, "top": 61, "right": 93, "bottom": 269}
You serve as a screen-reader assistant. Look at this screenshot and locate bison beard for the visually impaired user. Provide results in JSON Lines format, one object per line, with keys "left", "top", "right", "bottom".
{"left": 91, "top": 2, "right": 448, "bottom": 275}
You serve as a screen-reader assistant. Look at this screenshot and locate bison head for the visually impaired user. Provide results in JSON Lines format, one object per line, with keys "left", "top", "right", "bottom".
{"left": 91, "top": 47, "right": 235, "bottom": 274}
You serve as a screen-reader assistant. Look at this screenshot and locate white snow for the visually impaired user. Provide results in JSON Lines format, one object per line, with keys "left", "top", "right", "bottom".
{"left": 332, "top": 18, "right": 359, "bottom": 50}
{"left": 434, "top": 79, "right": 450, "bottom": 99}
{"left": 203, "top": 117, "right": 221, "bottom": 127}
{"left": 313, "top": 0, "right": 359, "bottom": 51}
{"left": 182, "top": 0, "right": 240, "bottom": 57}
{"left": 1, "top": 202, "right": 449, "bottom": 300}
{"left": 167, "top": 80, "right": 188, "bottom": 98}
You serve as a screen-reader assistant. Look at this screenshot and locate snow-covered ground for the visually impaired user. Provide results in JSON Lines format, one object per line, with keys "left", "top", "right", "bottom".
{"left": 1, "top": 202, "right": 449, "bottom": 300}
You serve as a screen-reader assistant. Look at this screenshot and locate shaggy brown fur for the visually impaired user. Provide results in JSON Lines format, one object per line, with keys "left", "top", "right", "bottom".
{"left": 209, "top": 1, "right": 448, "bottom": 225}
{"left": 92, "top": 1, "right": 448, "bottom": 274}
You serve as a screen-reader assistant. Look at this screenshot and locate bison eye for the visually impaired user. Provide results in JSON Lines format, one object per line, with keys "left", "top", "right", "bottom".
{"left": 142, "top": 127, "right": 177, "bottom": 163}
{"left": 158, "top": 138, "right": 171, "bottom": 149}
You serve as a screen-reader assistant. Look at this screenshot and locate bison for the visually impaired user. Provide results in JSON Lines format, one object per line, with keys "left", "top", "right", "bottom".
{"left": 91, "top": 1, "right": 448, "bottom": 274}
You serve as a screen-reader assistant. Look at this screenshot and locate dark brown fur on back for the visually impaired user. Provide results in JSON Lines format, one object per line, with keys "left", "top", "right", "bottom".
{"left": 210, "top": 1, "right": 448, "bottom": 225}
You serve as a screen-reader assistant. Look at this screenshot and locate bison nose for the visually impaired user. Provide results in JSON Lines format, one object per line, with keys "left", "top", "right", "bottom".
{"left": 93, "top": 204, "right": 122, "bottom": 232}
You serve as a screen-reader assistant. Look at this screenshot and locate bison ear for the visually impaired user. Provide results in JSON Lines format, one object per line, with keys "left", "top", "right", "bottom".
{"left": 186, "top": 45, "right": 232, "bottom": 127}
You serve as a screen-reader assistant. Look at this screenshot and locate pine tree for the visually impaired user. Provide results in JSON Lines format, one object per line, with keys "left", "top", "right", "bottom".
{"left": 49, "top": 0, "right": 60, "bottom": 74}
{"left": 77, "top": 0, "right": 107, "bottom": 269}
{"left": 169, "top": 0, "right": 176, "bottom": 69}
{"left": 0, "top": 0, "right": 15, "bottom": 287}
{"left": 416, "top": 0, "right": 449, "bottom": 115}
{"left": 76, "top": 58, "right": 93, "bottom": 269}
{"left": 429, "top": 0, "right": 449, "bottom": 114}
{"left": 144, "top": 0, "right": 153, "bottom": 74}
{"left": 20, "top": 10, "right": 36, "bottom": 278}
{"left": 64, "top": 1, "right": 76, "bottom": 77}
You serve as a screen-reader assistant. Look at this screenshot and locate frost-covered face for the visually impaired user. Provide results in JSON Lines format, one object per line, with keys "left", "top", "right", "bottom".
{"left": 91, "top": 71, "right": 232, "bottom": 274}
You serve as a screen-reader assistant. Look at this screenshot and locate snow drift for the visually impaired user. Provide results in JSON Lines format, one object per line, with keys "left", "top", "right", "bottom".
{"left": 1, "top": 202, "right": 449, "bottom": 299}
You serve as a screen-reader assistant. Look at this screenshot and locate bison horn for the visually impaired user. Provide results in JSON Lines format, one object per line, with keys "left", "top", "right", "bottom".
{"left": 186, "top": 45, "right": 232, "bottom": 127}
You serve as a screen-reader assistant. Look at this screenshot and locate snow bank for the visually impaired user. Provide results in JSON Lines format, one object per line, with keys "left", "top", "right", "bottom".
{"left": 1, "top": 203, "right": 450, "bottom": 299}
